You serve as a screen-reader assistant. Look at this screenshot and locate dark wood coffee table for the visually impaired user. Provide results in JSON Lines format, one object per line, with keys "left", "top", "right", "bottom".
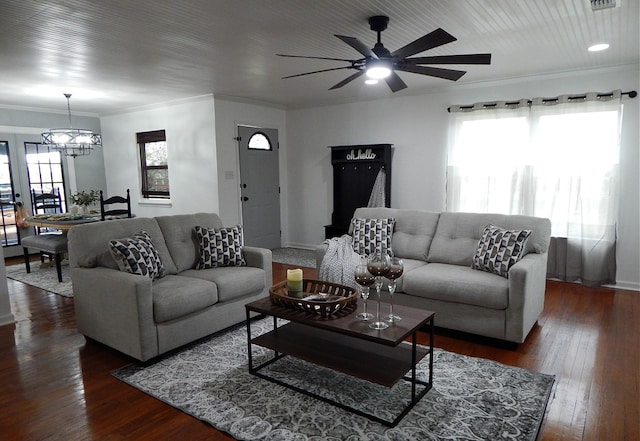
{"left": 245, "top": 296, "right": 434, "bottom": 427}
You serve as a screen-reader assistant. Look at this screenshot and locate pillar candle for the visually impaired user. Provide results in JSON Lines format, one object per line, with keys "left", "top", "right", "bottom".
{"left": 287, "top": 268, "right": 303, "bottom": 296}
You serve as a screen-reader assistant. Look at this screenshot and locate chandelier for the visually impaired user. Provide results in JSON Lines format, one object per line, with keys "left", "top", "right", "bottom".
{"left": 41, "top": 93, "right": 102, "bottom": 158}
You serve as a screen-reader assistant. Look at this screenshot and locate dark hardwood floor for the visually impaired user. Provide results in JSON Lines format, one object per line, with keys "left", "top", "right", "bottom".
{"left": 1, "top": 259, "right": 638, "bottom": 440}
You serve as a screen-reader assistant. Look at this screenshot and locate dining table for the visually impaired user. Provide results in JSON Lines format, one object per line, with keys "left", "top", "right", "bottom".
{"left": 25, "top": 212, "right": 102, "bottom": 231}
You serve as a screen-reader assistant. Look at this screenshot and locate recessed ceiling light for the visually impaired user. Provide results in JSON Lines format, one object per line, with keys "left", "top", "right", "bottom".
{"left": 364, "top": 79, "right": 379, "bottom": 85}
{"left": 588, "top": 43, "right": 610, "bottom": 52}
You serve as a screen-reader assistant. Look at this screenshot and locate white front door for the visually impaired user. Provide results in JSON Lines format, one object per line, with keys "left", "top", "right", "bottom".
{"left": 237, "top": 126, "right": 281, "bottom": 249}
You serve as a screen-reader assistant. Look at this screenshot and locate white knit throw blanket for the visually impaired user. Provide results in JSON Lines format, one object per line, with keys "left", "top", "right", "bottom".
{"left": 319, "top": 235, "right": 362, "bottom": 289}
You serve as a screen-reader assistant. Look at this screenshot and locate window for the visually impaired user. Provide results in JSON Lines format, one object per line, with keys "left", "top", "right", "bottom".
{"left": 447, "top": 93, "right": 623, "bottom": 286}
{"left": 137, "top": 130, "right": 169, "bottom": 199}
{"left": 24, "top": 142, "right": 67, "bottom": 208}
{"left": 447, "top": 99, "right": 622, "bottom": 239}
{"left": 247, "top": 132, "right": 272, "bottom": 151}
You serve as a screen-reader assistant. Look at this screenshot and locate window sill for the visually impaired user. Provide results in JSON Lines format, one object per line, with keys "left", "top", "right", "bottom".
{"left": 139, "top": 198, "right": 172, "bottom": 208}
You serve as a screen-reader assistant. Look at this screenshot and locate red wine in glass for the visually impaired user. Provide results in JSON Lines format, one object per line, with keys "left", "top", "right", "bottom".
{"left": 354, "top": 264, "right": 375, "bottom": 320}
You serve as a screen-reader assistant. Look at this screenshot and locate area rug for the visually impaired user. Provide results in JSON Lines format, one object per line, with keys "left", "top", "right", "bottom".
{"left": 113, "top": 318, "right": 554, "bottom": 441}
{"left": 271, "top": 247, "right": 316, "bottom": 268}
{"left": 5, "top": 262, "right": 73, "bottom": 297}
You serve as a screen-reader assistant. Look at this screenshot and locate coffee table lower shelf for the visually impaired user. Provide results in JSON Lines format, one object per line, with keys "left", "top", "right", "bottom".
{"left": 247, "top": 320, "right": 433, "bottom": 427}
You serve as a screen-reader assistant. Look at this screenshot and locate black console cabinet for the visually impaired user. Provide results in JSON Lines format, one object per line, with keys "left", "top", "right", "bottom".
{"left": 324, "top": 144, "right": 392, "bottom": 239}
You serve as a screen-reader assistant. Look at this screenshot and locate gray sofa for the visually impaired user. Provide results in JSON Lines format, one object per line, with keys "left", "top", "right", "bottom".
{"left": 68, "top": 212, "right": 272, "bottom": 361}
{"left": 317, "top": 208, "right": 551, "bottom": 343}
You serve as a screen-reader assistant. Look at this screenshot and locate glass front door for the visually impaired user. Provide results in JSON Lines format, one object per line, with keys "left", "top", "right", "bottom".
{"left": 0, "top": 141, "right": 19, "bottom": 247}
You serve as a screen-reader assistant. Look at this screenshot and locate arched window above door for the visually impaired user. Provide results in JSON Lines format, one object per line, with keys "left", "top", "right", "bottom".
{"left": 247, "top": 132, "right": 272, "bottom": 151}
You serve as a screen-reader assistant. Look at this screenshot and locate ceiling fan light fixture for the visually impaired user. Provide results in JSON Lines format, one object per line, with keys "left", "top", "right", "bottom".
{"left": 366, "top": 61, "right": 392, "bottom": 79}
{"left": 364, "top": 79, "right": 379, "bottom": 85}
{"left": 277, "top": 14, "right": 490, "bottom": 93}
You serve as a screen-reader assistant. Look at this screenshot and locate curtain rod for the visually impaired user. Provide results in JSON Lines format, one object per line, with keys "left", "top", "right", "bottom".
{"left": 447, "top": 90, "right": 637, "bottom": 113}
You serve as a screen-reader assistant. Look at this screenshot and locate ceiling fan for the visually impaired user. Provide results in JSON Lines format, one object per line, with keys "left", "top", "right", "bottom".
{"left": 277, "top": 15, "right": 491, "bottom": 92}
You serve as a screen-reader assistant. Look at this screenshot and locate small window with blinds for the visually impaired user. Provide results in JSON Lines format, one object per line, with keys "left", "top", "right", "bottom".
{"left": 137, "top": 130, "right": 170, "bottom": 199}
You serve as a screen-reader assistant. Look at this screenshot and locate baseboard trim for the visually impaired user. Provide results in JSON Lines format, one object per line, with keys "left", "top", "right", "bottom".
{"left": 604, "top": 281, "right": 640, "bottom": 292}
{"left": 283, "top": 242, "right": 316, "bottom": 251}
{"left": 0, "top": 313, "right": 16, "bottom": 327}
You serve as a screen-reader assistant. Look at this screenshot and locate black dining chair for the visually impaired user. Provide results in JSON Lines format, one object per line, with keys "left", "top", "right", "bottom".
{"left": 100, "top": 189, "right": 132, "bottom": 220}
{"left": 21, "top": 188, "right": 68, "bottom": 282}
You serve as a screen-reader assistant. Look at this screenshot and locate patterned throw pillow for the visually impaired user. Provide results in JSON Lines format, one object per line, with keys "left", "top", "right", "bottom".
{"left": 109, "top": 230, "right": 165, "bottom": 280}
{"left": 351, "top": 218, "right": 395, "bottom": 257}
{"left": 194, "top": 225, "right": 246, "bottom": 269}
{"left": 472, "top": 224, "right": 532, "bottom": 278}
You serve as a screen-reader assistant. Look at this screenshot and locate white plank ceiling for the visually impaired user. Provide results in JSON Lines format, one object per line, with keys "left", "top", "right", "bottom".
{"left": 0, "top": 0, "right": 637, "bottom": 114}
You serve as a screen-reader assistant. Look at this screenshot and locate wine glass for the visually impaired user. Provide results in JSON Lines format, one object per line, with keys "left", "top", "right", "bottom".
{"left": 367, "top": 251, "right": 391, "bottom": 330}
{"left": 384, "top": 257, "right": 404, "bottom": 322}
{"left": 354, "top": 264, "right": 375, "bottom": 320}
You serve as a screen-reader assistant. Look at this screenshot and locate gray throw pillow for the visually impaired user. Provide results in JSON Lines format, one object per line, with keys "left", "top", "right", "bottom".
{"left": 351, "top": 218, "right": 395, "bottom": 257}
{"left": 194, "top": 225, "right": 246, "bottom": 269}
{"left": 472, "top": 224, "right": 532, "bottom": 278}
{"left": 109, "top": 230, "right": 165, "bottom": 280}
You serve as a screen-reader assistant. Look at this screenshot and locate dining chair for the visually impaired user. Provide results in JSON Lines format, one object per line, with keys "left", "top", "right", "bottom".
{"left": 100, "top": 189, "right": 132, "bottom": 220}
{"left": 21, "top": 188, "right": 68, "bottom": 282}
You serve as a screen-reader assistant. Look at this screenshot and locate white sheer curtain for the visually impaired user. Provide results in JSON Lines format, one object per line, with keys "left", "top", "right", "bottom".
{"left": 447, "top": 91, "right": 623, "bottom": 286}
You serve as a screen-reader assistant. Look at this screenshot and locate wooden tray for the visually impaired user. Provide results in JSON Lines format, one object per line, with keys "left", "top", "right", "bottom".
{"left": 269, "top": 279, "right": 357, "bottom": 317}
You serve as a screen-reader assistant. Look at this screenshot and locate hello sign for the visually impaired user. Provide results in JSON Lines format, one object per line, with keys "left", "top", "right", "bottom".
{"left": 346, "top": 148, "right": 376, "bottom": 161}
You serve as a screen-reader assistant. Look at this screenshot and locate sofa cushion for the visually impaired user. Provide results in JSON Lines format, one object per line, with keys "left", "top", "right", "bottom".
{"left": 109, "top": 230, "right": 165, "bottom": 280}
{"left": 389, "top": 211, "right": 440, "bottom": 260}
{"left": 152, "top": 275, "right": 218, "bottom": 323}
{"left": 402, "top": 263, "right": 509, "bottom": 310}
{"left": 179, "top": 266, "right": 265, "bottom": 302}
{"left": 472, "top": 224, "right": 531, "bottom": 277}
{"left": 428, "top": 212, "right": 551, "bottom": 266}
{"left": 351, "top": 208, "right": 439, "bottom": 260}
{"left": 352, "top": 218, "right": 395, "bottom": 256}
{"left": 194, "top": 225, "right": 246, "bottom": 268}
{"left": 392, "top": 258, "right": 427, "bottom": 293}
{"left": 155, "top": 213, "right": 224, "bottom": 273}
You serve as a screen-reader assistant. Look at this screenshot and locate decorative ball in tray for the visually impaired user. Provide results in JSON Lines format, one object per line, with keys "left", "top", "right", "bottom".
{"left": 269, "top": 279, "right": 357, "bottom": 317}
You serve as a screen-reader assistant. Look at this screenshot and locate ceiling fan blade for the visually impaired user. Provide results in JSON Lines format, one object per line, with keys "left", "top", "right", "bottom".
{"left": 391, "top": 28, "right": 457, "bottom": 59}
{"left": 397, "top": 65, "right": 467, "bottom": 81}
{"left": 277, "top": 54, "right": 357, "bottom": 63}
{"left": 385, "top": 72, "right": 407, "bottom": 92}
{"left": 282, "top": 66, "right": 354, "bottom": 79}
{"left": 329, "top": 70, "right": 365, "bottom": 90}
{"left": 334, "top": 35, "right": 378, "bottom": 59}
{"left": 405, "top": 54, "right": 492, "bottom": 65}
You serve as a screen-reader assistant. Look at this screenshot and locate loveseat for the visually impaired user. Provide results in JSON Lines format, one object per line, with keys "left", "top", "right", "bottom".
{"left": 317, "top": 208, "right": 551, "bottom": 344}
{"left": 68, "top": 212, "right": 272, "bottom": 361}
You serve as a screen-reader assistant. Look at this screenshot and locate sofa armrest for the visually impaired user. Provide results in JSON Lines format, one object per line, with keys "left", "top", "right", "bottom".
{"left": 243, "top": 246, "right": 273, "bottom": 288}
{"left": 72, "top": 266, "right": 158, "bottom": 361}
{"left": 243, "top": 246, "right": 271, "bottom": 270}
{"left": 505, "top": 252, "right": 549, "bottom": 342}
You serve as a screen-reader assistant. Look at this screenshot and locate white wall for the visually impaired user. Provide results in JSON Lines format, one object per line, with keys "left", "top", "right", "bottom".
{"left": 285, "top": 66, "right": 640, "bottom": 289}
{"left": 214, "top": 98, "right": 287, "bottom": 240}
{"left": 0, "top": 245, "right": 15, "bottom": 326}
{"left": 100, "top": 95, "right": 218, "bottom": 217}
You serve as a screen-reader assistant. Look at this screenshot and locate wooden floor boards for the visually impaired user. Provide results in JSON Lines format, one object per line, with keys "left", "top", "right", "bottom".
{"left": 1, "top": 260, "right": 638, "bottom": 440}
